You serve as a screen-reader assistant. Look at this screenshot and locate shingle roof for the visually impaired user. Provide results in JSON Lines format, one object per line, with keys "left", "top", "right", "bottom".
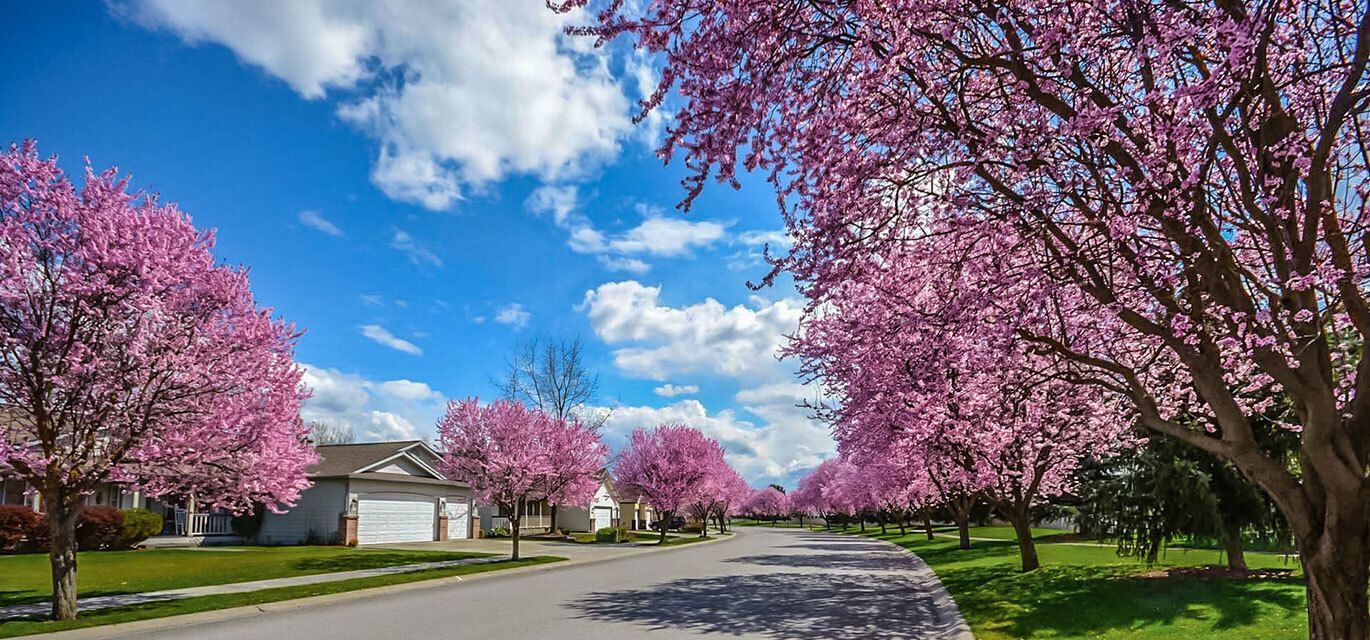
{"left": 310, "top": 441, "right": 422, "bottom": 477}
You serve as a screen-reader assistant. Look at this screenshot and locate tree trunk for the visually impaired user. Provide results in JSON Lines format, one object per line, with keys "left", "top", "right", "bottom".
{"left": 859, "top": 519, "right": 865, "bottom": 532}
{"left": 1297, "top": 521, "right": 1369, "bottom": 640}
{"left": 956, "top": 512, "right": 972, "bottom": 550}
{"left": 659, "top": 512, "right": 669, "bottom": 544}
{"left": 1006, "top": 510, "right": 1040, "bottom": 572}
{"left": 46, "top": 493, "right": 80, "bottom": 621}
{"left": 880, "top": 519, "right": 887, "bottom": 535}
{"left": 898, "top": 520, "right": 906, "bottom": 535}
{"left": 549, "top": 505, "right": 558, "bottom": 534}
{"left": 924, "top": 517, "right": 935, "bottom": 541}
{"left": 1221, "top": 529, "right": 1247, "bottom": 573}
{"left": 509, "top": 514, "right": 521, "bottom": 561}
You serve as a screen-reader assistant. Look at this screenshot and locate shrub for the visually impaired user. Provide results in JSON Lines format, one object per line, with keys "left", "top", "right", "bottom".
{"left": 595, "top": 526, "right": 628, "bottom": 543}
{"left": 486, "top": 527, "right": 510, "bottom": 539}
{"left": 118, "top": 508, "right": 163, "bottom": 549}
{"left": 231, "top": 507, "right": 266, "bottom": 540}
{"left": 76, "top": 506, "right": 124, "bottom": 550}
{"left": 0, "top": 505, "right": 40, "bottom": 553}
{"left": 682, "top": 524, "right": 703, "bottom": 534}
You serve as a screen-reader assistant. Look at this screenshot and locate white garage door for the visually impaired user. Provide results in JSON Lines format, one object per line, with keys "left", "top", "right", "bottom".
{"left": 446, "top": 500, "right": 470, "bottom": 539}
{"left": 357, "top": 495, "right": 436, "bottom": 545}
{"left": 592, "top": 507, "right": 613, "bottom": 531}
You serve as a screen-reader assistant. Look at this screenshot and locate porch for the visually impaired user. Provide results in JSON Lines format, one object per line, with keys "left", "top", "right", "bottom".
{"left": 489, "top": 515, "right": 552, "bottom": 532}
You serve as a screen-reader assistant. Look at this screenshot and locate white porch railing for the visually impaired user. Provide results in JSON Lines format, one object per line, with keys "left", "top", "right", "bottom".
{"left": 488, "top": 515, "right": 550, "bottom": 532}
{"left": 174, "top": 511, "right": 233, "bottom": 536}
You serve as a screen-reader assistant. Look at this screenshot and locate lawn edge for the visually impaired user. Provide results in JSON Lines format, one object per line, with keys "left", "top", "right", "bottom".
{"left": 12, "top": 530, "right": 740, "bottom": 640}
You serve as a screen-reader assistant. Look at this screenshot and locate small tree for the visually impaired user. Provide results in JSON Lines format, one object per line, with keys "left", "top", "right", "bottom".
{"left": 745, "top": 487, "right": 790, "bottom": 525}
{"left": 615, "top": 424, "right": 723, "bottom": 544}
{"left": 0, "top": 142, "right": 315, "bottom": 620}
{"left": 437, "top": 398, "right": 605, "bottom": 560}
{"left": 309, "top": 420, "right": 356, "bottom": 446}
{"left": 497, "top": 335, "right": 607, "bottom": 531}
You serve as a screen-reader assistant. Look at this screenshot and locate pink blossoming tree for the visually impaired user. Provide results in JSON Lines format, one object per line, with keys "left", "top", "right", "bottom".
{"left": 566, "top": 0, "right": 1370, "bottom": 633}
{"left": 0, "top": 142, "right": 315, "bottom": 620}
{"left": 744, "top": 486, "right": 790, "bottom": 525}
{"left": 437, "top": 398, "right": 607, "bottom": 559}
{"left": 614, "top": 424, "right": 724, "bottom": 543}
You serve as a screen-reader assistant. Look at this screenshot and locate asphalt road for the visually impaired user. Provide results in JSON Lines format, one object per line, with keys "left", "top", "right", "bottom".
{"left": 119, "top": 527, "right": 970, "bottom": 640}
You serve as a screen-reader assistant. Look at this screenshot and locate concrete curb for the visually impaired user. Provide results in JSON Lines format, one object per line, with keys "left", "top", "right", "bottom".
{"left": 809, "top": 529, "right": 976, "bottom": 640}
{"left": 9, "top": 530, "right": 740, "bottom": 640}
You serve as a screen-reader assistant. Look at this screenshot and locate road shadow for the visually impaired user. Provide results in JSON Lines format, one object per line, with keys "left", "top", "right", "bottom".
{"left": 564, "top": 571, "right": 964, "bottom": 639}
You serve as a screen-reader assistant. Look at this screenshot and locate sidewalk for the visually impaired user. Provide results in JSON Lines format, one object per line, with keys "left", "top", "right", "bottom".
{"left": 0, "top": 556, "right": 508, "bottom": 621}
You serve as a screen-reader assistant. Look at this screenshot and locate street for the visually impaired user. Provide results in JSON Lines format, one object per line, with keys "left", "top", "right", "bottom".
{"left": 114, "top": 528, "right": 969, "bottom": 640}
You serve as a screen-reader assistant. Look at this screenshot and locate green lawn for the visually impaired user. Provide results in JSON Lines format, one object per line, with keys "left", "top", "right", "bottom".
{"left": 0, "top": 546, "right": 494, "bottom": 608}
{"left": 851, "top": 527, "right": 1308, "bottom": 639}
{"left": 0, "top": 556, "right": 562, "bottom": 638}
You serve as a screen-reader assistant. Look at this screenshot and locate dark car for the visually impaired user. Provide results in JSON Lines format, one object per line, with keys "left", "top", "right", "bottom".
{"left": 650, "top": 515, "right": 687, "bottom": 532}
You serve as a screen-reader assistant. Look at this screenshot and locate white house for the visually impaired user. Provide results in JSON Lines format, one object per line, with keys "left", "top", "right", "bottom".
{"left": 559, "top": 476, "right": 622, "bottom": 532}
{"left": 258, "top": 440, "right": 473, "bottom": 546}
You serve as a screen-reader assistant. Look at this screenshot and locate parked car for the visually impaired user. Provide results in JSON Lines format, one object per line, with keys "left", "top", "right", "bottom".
{"left": 650, "top": 515, "right": 687, "bottom": 532}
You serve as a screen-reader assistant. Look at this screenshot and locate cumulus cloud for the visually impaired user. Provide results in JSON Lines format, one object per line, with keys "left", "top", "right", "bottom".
{"left": 581, "top": 280, "right": 834, "bottom": 485}
{"left": 360, "top": 324, "right": 423, "bottom": 355}
{"left": 301, "top": 364, "right": 448, "bottom": 442}
{"left": 391, "top": 230, "right": 442, "bottom": 267}
{"left": 494, "top": 303, "right": 531, "bottom": 329}
{"left": 123, "top": 0, "right": 639, "bottom": 210}
{"left": 298, "top": 210, "right": 343, "bottom": 236}
{"left": 653, "top": 383, "right": 699, "bottom": 398}
{"left": 580, "top": 280, "right": 803, "bottom": 381}
{"left": 526, "top": 188, "right": 729, "bottom": 273}
{"left": 599, "top": 398, "right": 833, "bottom": 488}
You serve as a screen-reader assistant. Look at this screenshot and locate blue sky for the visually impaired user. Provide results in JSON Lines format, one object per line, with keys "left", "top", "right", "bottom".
{"left": 0, "top": 1, "right": 835, "bottom": 488}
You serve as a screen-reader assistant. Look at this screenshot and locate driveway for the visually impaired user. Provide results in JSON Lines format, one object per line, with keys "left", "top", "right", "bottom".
{"left": 94, "top": 528, "right": 971, "bottom": 640}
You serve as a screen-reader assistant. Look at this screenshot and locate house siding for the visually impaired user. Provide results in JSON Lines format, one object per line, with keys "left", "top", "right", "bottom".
{"left": 258, "top": 478, "right": 348, "bottom": 545}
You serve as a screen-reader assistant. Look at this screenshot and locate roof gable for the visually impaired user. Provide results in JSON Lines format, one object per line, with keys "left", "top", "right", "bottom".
{"left": 312, "top": 441, "right": 448, "bottom": 479}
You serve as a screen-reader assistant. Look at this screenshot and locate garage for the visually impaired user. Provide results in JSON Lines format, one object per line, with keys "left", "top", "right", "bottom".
{"left": 446, "top": 500, "right": 470, "bottom": 539}
{"left": 592, "top": 506, "right": 614, "bottom": 531}
{"left": 357, "top": 494, "right": 437, "bottom": 545}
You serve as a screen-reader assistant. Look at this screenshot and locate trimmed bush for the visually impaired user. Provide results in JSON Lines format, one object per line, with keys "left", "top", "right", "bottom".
{"left": 682, "top": 524, "right": 703, "bottom": 534}
{"left": 118, "top": 508, "right": 163, "bottom": 549}
{"left": 231, "top": 508, "right": 266, "bottom": 540}
{"left": 0, "top": 505, "right": 39, "bottom": 553}
{"left": 75, "top": 506, "right": 124, "bottom": 550}
{"left": 595, "top": 526, "right": 628, "bottom": 543}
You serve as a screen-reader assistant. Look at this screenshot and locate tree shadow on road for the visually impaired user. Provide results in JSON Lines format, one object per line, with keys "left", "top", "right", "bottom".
{"left": 564, "top": 571, "right": 965, "bottom": 639}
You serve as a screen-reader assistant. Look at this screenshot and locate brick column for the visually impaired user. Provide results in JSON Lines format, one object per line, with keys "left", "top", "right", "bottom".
{"left": 339, "top": 514, "right": 358, "bottom": 546}
{"left": 437, "top": 515, "right": 450, "bottom": 541}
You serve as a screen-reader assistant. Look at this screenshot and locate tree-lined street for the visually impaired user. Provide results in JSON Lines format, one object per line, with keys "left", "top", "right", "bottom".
{"left": 98, "top": 529, "right": 968, "bottom": 640}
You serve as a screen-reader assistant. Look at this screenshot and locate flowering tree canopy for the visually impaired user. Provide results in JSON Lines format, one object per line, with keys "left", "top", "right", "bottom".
{"left": 744, "top": 486, "right": 790, "bottom": 521}
{"left": 0, "top": 141, "right": 314, "bottom": 620}
{"left": 614, "top": 423, "right": 726, "bottom": 542}
{"left": 437, "top": 398, "right": 607, "bottom": 559}
{"left": 567, "top": 0, "right": 1370, "bottom": 634}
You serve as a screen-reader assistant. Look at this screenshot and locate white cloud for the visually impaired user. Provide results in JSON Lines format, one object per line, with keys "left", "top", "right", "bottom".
{"left": 494, "top": 303, "right": 531, "bottom": 329}
{"left": 653, "top": 383, "right": 699, "bottom": 397}
{"left": 600, "top": 398, "right": 833, "bottom": 487}
{"left": 299, "top": 210, "right": 343, "bottom": 236}
{"left": 391, "top": 230, "right": 442, "bottom": 267}
{"left": 360, "top": 324, "right": 423, "bottom": 355}
{"left": 125, "top": 0, "right": 637, "bottom": 210}
{"left": 580, "top": 280, "right": 803, "bottom": 381}
{"left": 526, "top": 188, "right": 730, "bottom": 273}
{"left": 300, "top": 364, "right": 448, "bottom": 442}
{"left": 358, "top": 294, "right": 384, "bottom": 306}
